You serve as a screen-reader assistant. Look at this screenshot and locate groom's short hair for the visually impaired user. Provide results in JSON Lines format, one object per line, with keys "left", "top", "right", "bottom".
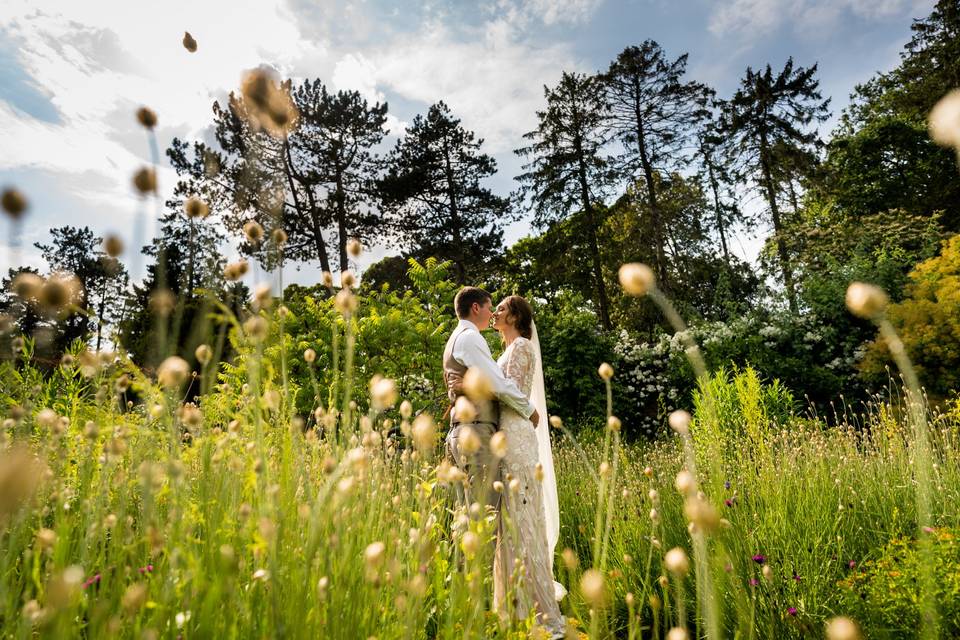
{"left": 454, "top": 287, "right": 492, "bottom": 319}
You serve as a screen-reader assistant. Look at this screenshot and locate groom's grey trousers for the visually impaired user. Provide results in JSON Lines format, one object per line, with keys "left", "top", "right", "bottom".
{"left": 445, "top": 421, "right": 502, "bottom": 514}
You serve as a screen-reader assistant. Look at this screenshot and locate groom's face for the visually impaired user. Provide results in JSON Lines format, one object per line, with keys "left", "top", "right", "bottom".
{"left": 473, "top": 299, "right": 494, "bottom": 329}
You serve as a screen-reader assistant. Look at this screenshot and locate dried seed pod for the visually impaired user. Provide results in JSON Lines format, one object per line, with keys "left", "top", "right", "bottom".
{"left": 136, "top": 107, "right": 157, "bottom": 129}
{"left": 182, "top": 31, "right": 198, "bottom": 53}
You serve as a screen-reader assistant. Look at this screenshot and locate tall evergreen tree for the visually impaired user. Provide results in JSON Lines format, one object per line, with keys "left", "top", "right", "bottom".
{"left": 293, "top": 82, "right": 388, "bottom": 272}
{"left": 170, "top": 76, "right": 389, "bottom": 276}
{"left": 35, "top": 226, "right": 129, "bottom": 352}
{"left": 516, "top": 72, "right": 614, "bottom": 329}
{"left": 603, "top": 42, "right": 710, "bottom": 291}
{"left": 379, "top": 102, "right": 511, "bottom": 283}
{"left": 726, "top": 58, "right": 830, "bottom": 313}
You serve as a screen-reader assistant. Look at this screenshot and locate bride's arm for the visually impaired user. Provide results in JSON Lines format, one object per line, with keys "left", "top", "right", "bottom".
{"left": 504, "top": 340, "right": 537, "bottom": 426}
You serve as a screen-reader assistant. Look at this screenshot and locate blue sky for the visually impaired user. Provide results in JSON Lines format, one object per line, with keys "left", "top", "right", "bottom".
{"left": 0, "top": 0, "right": 936, "bottom": 286}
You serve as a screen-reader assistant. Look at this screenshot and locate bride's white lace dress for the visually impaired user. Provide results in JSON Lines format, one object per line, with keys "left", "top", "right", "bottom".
{"left": 494, "top": 337, "right": 565, "bottom": 636}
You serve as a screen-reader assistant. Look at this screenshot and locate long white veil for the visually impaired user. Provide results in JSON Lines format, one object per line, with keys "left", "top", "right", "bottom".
{"left": 530, "top": 319, "right": 567, "bottom": 601}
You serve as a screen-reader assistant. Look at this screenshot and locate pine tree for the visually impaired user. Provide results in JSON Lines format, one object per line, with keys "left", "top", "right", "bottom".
{"left": 603, "top": 42, "right": 711, "bottom": 291}
{"left": 726, "top": 58, "right": 830, "bottom": 313}
{"left": 379, "top": 102, "right": 511, "bottom": 283}
{"left": 516, "top": 72, "right": 614, "bottom": 329}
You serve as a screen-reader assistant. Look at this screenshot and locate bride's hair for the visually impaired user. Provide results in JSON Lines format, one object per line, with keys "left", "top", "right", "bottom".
{"left": 502, "top": 295, "right": 533, "bottom": 340}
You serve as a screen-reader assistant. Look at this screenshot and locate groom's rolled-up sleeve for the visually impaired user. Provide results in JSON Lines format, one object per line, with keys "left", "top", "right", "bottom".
{"left": 453, "top": 331, "right": 535, "bottom": 419}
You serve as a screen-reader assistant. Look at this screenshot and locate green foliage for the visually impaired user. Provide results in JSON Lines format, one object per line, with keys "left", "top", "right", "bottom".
{"left": 838, "top": 528, "right": 960, "bottom": 638}
{"left": 861, "top": 234, "right": 960, "bottom": 399}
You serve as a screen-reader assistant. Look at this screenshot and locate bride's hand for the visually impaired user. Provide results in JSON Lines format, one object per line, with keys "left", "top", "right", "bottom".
{"left": 447, "top": 373, "right": 464, "bottom": 395}
{"left": 530, "top": 409, "right": 539, "bottom": 428}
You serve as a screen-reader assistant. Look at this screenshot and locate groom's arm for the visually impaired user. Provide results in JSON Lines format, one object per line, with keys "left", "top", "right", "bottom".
{"left": 453, "top": 331, "right": 535, "bottom": 420}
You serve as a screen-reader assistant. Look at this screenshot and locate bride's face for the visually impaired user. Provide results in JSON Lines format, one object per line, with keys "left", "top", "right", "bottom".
{"left": 492, "top": 300, "right": 511, "bottom": 332}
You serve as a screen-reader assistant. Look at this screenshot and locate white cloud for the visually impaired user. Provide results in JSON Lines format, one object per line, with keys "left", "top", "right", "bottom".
{"left": 709, "top": 0, "right": 928, "bottom": 37}
{"left": 492, "top": 0, "right": 604, "bottom": 27}
{"left": 346, "top": 20, "right": 579, "bottom": 153}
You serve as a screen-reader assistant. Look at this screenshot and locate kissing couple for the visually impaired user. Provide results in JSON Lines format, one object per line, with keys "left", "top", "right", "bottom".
{"left": 443, "top": 286, "right": 566, "bottom": 638}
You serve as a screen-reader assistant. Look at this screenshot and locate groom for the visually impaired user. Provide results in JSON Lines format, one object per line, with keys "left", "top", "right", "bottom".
{"left": 443, "top": 287, "right": 540, "bottom": 511}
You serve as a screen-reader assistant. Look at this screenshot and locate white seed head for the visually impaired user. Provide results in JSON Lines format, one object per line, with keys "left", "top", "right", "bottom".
{"left": 598, "top": 362, "right": 614, "bottom": 380}
{"left": 668, "top": 410, "right": 691, "bottom": 435}
{"left": 489, "top": 431, "right": 508, "bottom": 458}
{"left": 826, "top": 617, "right": 861, "bottom": 640}
{"left": 580, "top": 568, "right": 607, "bottom": 607}
{"left": 619, "top": 263, "right": 655, "bottom": 296}
{"left": 929, "top": 89, "right": 960, "bottom": 148}
{"left": 664, "top": 547, "right": 690, "bottom": 576}
{"left": 157, "top": 356, "right": 190, "bottom": 389}
{"left": 845, "top": 282, "right": 888, "bottom": 320}
{"left": 675, "top": 469, "right": 696, "bottom": 496}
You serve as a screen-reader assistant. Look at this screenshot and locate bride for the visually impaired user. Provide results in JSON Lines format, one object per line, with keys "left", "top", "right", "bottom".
{"left": 490, "top": 295, "right": 566, "bottom": 638}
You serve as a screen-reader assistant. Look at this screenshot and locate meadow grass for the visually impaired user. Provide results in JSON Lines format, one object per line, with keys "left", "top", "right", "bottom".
{"left": 1, "top": 289, "right": 959, "bottom": 639}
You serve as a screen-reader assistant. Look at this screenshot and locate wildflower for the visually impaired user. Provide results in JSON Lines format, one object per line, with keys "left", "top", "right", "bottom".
{"left": 666, "top": 628, "right": 689, "bottom": 640}
{"left": 463, "top": 367, "right": 494, "bottom": 401}
{"left": 664, "top": 547, "right": 689, "bottom": 576}
{"left": 684, "top": 495, "right": 719, "bottom": 533}
{"left": 490, "top": 431, "right": 508, "bottom": 458}
{"left": 103, "top": 235, "right": 123, "bottom": 257}
{"left": 321, "top": 271, "right": 334, "bottom": 287}
{"left": 845, "top": 282, "right": 888, "bottom": 320}
{"left": 648, "top": 489, "right": 658, "bottom": 501}
{"left": 304, "top": 348, "right": 316, "bottom": 364}
{"left": 253, "top": 283, "right": 273, "bottom": 310}
{"left": 580, "top": 569, "right": 607, "bottom": 607}
{"left": 1, "top": 188, "right": 27, "bottom": 219}
{"left": 182, "top": 31, "right": 197, "bottom": 52}
{"left": 458, "top": 425, "right": 481, "bottom": 455}
{"left": 122, "top": 583, "right": 148, "bottom": 612}
{"left": 271, "top": 228, "right": 287, "bottom": 246}
{"left": 847, "top": 560, "right": 856, "bottom": 569}
{"left": 12, "top": 272, "right": 42, "bottom": 299}
{"left": 157, "top": 356, "right": 190, "bottom": 389}
{"left": 82, "top": 574, "right": 101, "bottom": 590}
{"left": 252, "top": 568, "right": 270, "bottom": 582}
{"left": 370, "top": 375, "right": 398, "bottom": 410}
{"left": 618, "top": 263, "right": 655, "bottom": 296}
{"left": 724, "top": 498, "right": 734, "bottom": 507}
{"left": 607, "top": 416, "right": 621, "bottom": 432}
{"left": 37, "top": 528, "right": 57, "bottom": 550}
{"left": 762, "top": 565, "right": 773, "bottom": 581}
{"left": 668, "top": 409, "right": 691, "bottom": 435}
{"left": 674, "top": 469, "right": 695, "bottom": 496}
{"left": 649, "top": 508, "right": 659, "bottom": 522}
{"left": 149, "top": 289, "right": 176, "bottom": 316}
{"left": 643, "top": 466, "right": 653, "bottom": 478}
{"left": 341, "top": 270, "right": 356, "bottom": 288}
{"left": 364, "top": 541, "right": 386, "bottom": 568}
{"left": 492, "top": 480, "right": 504, "bottom": 493}
{"left": 411, "top": 414, "right": 435, "bottom": 452}
{"left": 752, "top": 554, "right": 766, "bottom": 564}
{"left": 928, "top": 89, "right": 960, "bottom": 148}
{"left": 240, "top": 69, "right": 298, "bottom": 137}
{"left": 749, "top": 578, "right": 759, "bottom": 586}
{"left": 195, "top": 344, "right": 212, "bottom": 365}
{"left": 175, "top": 611, "right": 191, "bottom": 629}
{"left": 243, "top": 315, "right": 269, "bottom": 341}
{"left": 183, "top": 196, "right": 209, "bottom": 219}
{"left": 509, "top": 478, "right": 520, "bottom": 493}
{"left": 549, "top": 415, "right": 563, "bottom": 429}
{"left": 244, "top": 221, "right": 264, "bottom": 244}
{"left": 138, "top": 564, "right": 154, "bottom": 574}
{"left": 348, "top": 238, "right": 362, "bottom": 257}
{"left": 598, "top": 362, "right": 614, "bottom": 380}
{"left": 399, "top": 400, "right": 413, "bottom": 419}
{"left": 787, "top": 607, "right": 797, "bottom": 616}
{"left": 461, "top": 531, "right": 480, "bottom": 556}
{"left": 334, "top": 289, "right": 357, "bottom": 315}
{"left": 223, "top": 259, "right": 249, "bottom": 281}
{"left": 136, "top": 107, "right": 157, "bottom": 129}
{"left": 535, "top": 463, "right": 544, "bottom": 481}
{"left": 132, "top": 167, "right": 157, "bottom": 194}
{"left": 826, "top": 616, "right": 861, "bottom": 640}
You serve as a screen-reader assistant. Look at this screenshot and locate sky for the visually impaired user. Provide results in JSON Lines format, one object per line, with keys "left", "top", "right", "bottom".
{"left": 0, "top": 0, "right": 937, "bottom": 288}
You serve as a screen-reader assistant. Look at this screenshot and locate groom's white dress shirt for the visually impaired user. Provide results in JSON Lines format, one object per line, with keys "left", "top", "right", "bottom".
{"left": 451, "top": 319, "right": 535, "bottom": 421}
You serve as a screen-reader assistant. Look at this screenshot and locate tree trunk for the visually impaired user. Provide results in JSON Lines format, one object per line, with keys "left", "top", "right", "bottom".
{"left": 284, "top": 140, "right": 332, "bottom": 276}
{"left": 759, "top": 135, "right": 799, "bottom": 313}
{"left": 335, "top": 168, "right": 348, "bottom": 273}
{"left": 634, "top": 96, "right": 670, "bottom": 291}
{"left": 704, "top": 150, "right": 731, "bottom": 266}
{"left": 442, "top": 136, "right": 466, "bottom": 284}
{"left": 575, "top": 147, "right": 612, "bottom": 329}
